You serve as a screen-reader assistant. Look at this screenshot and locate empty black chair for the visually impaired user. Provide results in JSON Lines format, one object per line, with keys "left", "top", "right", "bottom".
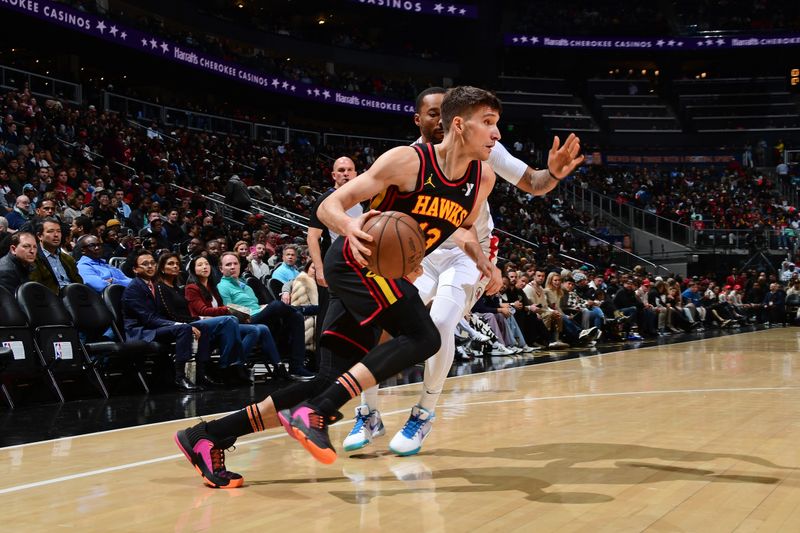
{"left": 103, "top": 284, "right": 126, "bottom": 335}
{"left": 0, "top": 346, "right": 14, "bottom": 408}
{"left": 244, "top": 274, "right": 272, "bottom": 305}
{"left": 260, "top": 274, "right": 276, "bottom": 303}
{"left": 62, "top": 283, "right": 160, "bottom": 394}
{"left": 0, "top": 286, "right": 62, "bottom": 406}
{"left": 267, "top": 277, "right": 284, "bottom": 303}
{"left": 17, "top": 282, "right": 108, "bottom": 400}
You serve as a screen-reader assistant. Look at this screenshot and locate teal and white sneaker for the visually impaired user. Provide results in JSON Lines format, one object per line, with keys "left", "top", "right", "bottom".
{"left": 342, "top": 404, "right": 385, "bottom": 452}
{"left": 389, "top": 405, "right": 435, "bottom": 456}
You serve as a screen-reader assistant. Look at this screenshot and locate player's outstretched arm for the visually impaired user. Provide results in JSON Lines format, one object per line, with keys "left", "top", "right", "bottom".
{"left": 318, "top": 146, "right": 419, "bottom": 267}
{"left": 492, "top": 134, "right": 584, "bottom": 196}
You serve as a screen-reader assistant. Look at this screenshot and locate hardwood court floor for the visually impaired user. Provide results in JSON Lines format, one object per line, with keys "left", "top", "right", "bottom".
{"left": 2, "top": 328, "right": 800, "bottom": 532}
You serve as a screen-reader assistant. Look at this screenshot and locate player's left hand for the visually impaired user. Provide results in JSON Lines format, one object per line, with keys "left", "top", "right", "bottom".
{"left": 547, "top": 133, "right": 585, "bottom": 179}
{"left": 407, "top": 263, "right": 424, "bottom": 283}
{"left": 345, "top": 210, "right": 380, "bottom": 267}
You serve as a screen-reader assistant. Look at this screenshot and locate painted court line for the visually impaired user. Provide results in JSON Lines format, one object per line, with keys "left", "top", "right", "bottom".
{"left": 0, "top": 327, "right": 780, "bottom": 452}
{"left": 1, "top": 385, "right": 797, "bottom": 496}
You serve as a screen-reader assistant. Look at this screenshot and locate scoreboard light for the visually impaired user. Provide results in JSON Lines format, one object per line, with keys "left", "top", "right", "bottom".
{"left": 791, "top": 68, "right": 800, "bottom": 90}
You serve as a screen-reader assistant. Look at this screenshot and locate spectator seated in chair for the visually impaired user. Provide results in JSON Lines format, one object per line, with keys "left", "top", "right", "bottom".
{"left": 184, "top": 256, "right": 288, "bottom": 383}
{"left": 288, "top": 261, "right": 321, "bottom": 355}
{"left": 154, "top": 252, "right": 244, "bottom": 387}
{"left": 762, "top": 282, "right": 786, "bottom": 326}
{"left": 30, "top": 218, "right": 82, "bottom": 294}
{"left": 216, "top": 251, "right": 314, "bottom": 380}
{"left": 122, "top": 250, "right": 224, "bottom": 392}
{"left": 76, "top": 235, "right": 132, "bottom": 293}
{"left": 270, "top": 244, "right": 301, "bottom": 288}
{"left": 248, "top": 242, "right": 271, "bottom": 280}
{"left": 0, "top": 232, "right": 37, "bottom": 293}
{"left": 545, "top": 272, "right": 597, "bottom": 346}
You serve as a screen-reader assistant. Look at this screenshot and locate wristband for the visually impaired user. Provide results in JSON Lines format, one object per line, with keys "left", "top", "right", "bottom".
{"left": 548, "top": 169, "right": 560, "bottom": 181}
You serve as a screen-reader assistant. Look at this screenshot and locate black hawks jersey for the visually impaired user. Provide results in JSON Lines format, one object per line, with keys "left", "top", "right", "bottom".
{"left": 370, "top": 143, "right": 482, "bottom": 255}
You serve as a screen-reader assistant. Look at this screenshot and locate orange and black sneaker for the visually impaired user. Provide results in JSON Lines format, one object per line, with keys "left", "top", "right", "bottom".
{"left": 175, "top": 423, "right": 243, "bottom": 489}
{"left": 278, "top": 402, "right": 339, "bottom": 465}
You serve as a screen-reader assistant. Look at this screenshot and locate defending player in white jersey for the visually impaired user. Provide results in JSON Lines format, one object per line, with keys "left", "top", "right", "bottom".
{"left": 343, "top": 87, "right": 584, "bottom": 455}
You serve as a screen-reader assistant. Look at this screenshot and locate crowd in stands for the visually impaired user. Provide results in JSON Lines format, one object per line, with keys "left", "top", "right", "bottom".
{"left": 490, "top": 179, "right": 618, "bottom": 270}
{"left": 65, "top": 0, "right": 433, "bottom": 102}
{"left": 572, "top": 162, "right": 799, "bottom": 249}
{"left": 0, "top": 86, "right": 327, "bottom": 392}
{"left": 4, "top": 80, "right": 800, "bottom": 399}
{"left": 457, "top": 260, "right": 797, "bottom": 360}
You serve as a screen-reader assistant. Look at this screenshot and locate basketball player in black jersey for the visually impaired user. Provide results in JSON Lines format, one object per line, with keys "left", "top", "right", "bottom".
{"left": 173, "top": 86, "right": 503, "bottom": 487}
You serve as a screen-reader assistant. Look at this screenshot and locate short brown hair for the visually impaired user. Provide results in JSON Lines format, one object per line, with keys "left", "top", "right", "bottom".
{"left": 441, "top": 86, "right": 502, "bottom": 133}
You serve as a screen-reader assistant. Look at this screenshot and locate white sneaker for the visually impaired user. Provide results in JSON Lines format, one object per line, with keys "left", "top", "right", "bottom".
{"left": 489, "top": 342, "right": 515, "bottom": 356}
{"left": 548, "top": 340, "right": 570, "bottom": 349}
{"left": 521, "top": 345, "right": 538, "bottom": 353}
{"left": 389, "top": 405, "right": 435, "bottom": 456}
{"left": 455, "top": 345, "right": 472, "bottom": 360}
{"left": 472, "top": 332, "right": 491, "bottom": 342}
{"left": 342, "top": 404, "right": 385, "bottom": 452}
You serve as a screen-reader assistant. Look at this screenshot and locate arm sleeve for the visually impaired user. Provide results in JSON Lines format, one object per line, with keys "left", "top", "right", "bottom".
{"left": 77, "top": 262, "right": 109, "bottom": 293}
{"left": 271, "top": 265, "right": 289, "bottom": 284}
{"left": 308, "top": 190, "right": 332, "bottom": 230}
{"left": 185, "top": 285, "right": 229, "bottom": 317}
{"left": 0, "top": 270, "right": 18, "bottom": 294}
{"left": 217, "top": 282, "right": 232, "bottom": 305}
{"left": 110, "top": 266, "right": 132, "bottom": 287}
{"left": 487, "top": 141, "right": 529, "bottom": 186}
{"left": 122, "top": 285, "right": 176, "bottom": 329}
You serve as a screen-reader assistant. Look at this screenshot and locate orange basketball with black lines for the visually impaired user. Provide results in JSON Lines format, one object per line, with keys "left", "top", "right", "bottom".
{"left": 362, "top": 211, "right": 426, "bottom": 279}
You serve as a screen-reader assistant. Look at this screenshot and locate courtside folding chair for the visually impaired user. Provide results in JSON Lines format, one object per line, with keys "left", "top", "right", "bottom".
{"left": 62, "top": 283, "right": 161, "bottom": 394}
{"left": 17, "top": 282, "right": 109, "bottom": 401}
{"left": 0, "top": 286, "right": 63, "bottom": 406}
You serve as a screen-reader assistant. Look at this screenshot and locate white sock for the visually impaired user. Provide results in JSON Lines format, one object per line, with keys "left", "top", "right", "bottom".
{"left": 361, "top": 386, "right": 379, "bottom": 412}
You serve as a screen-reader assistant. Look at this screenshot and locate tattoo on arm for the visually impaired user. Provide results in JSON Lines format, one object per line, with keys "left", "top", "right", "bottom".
{"left": 524, "top": 167, "right": 561, "bottom": 196}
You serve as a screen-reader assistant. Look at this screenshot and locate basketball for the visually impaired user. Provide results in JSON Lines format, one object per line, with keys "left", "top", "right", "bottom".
{"left": 362, "top": 211, "right": 426, "bottom": 279}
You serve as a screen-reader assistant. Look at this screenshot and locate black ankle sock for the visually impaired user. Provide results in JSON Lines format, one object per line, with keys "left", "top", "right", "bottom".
{"left": 174, "top": 362, "right": 186, "bottom": 378}
{"left": 206, "top": 403, "right": 264, "bottom": 440}
{"left": 314, "top": 371, "right": 362, "bottom": 417}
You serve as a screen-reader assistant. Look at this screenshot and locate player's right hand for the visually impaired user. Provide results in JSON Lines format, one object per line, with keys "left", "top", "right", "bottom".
{"left": 482, "top": 262, "right": 503, "bottom": 296}
{"left": 345, "top": 210, "right": 380, "bottom": 267}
